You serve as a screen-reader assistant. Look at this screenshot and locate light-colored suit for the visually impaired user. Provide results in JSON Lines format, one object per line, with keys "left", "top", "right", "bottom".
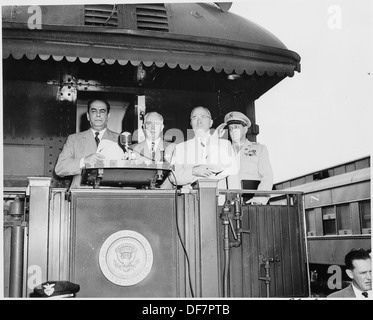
{"left": 171, "top": 134, "right": 238, "bottom": 189}
{"left": 327, "top": 284, "right": 356, "bottom": 298}
{"left": 55, "top": 128, "right": 119, "bottom": 188}
{"left": 130, "top": 139, "right": 176, "bottom": 189}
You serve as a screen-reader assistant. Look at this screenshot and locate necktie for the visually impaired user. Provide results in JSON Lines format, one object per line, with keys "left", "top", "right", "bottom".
{"left": 151, "top": 141, "right": 155, "bottom": 161}
{"left": 199, "top": 139, "right": 206, "bottom": 164}
{"left": 362, "top": 292, "right": 368, "bottom": 298}
{"left": 95, "top": 132, "right": 100, "bottom": 147}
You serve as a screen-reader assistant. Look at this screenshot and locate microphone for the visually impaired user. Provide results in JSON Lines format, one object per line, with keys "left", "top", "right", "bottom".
{"left": 120, "top": 132, "right": 132, "bottom": 148}
{"left": 119, "top": 132, "right": 132, "bottom": 160}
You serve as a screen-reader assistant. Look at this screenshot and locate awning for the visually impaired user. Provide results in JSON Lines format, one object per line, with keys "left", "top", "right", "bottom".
{"left": 2, "top": 22, "right": 301, "bottom": 77}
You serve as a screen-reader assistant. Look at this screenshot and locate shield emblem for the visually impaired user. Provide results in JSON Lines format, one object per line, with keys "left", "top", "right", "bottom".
{"left": 115, "top": 244, "right": 137, "bottom": 267}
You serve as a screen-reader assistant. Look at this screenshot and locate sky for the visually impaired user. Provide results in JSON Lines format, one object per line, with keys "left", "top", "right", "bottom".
{"left": 229, "top": 0, "right": 373, "bottom": 182}
{"left": 1, "top": 0, "right": 372, "bottom": 183}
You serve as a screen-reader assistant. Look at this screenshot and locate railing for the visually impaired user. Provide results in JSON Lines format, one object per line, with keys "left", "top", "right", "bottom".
{"left": 3, "top": 180, "right": 310, "bottom": 298}
{"left": 3, "top": 187, "right": 28, "bottom": 298}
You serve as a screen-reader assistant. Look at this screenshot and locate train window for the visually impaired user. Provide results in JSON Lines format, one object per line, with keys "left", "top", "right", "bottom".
{"left": 336, "top": 204, "right": 352, "bottom": 235}
{"left": 322, "top": 206, "right": 336, "bottom": 235}
{"left": 359, "top": 200, "right": 371, "bottom": 234}
{"left": 306, "top": 209, "right": 317, "bottom": 236}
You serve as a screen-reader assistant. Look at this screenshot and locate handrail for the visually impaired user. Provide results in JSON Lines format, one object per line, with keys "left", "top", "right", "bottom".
{"left": 218, "top": 189, "right": 303, "bottom": 195}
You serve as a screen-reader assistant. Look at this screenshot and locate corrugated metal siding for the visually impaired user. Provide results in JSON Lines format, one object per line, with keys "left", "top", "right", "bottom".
{"left": 221, "top": 203, "right": 308, "bottom": 297}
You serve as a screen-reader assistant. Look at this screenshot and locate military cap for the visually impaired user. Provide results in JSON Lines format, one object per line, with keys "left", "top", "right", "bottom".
{"left": 32, "top": 281, "right": 80, "bottom": 298}
{"left": 224, "top": 111, "right": 251, "bottom": 127}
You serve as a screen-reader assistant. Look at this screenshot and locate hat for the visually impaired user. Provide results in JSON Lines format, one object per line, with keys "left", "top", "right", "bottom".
{"left": 32, "top": 281, "right": 80, "bottom": 298}
{"left": 224, "top": 111, "right": 251, "bottom": 127}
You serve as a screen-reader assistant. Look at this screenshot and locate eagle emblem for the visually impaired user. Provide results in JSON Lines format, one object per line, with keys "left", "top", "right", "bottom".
{"left": 115, "top": 244, "right": 137, "bottom": 271}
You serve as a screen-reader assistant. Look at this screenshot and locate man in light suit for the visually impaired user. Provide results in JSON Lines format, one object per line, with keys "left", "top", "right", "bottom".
{"left": 130, "top": 111, "right": 175, "bottom": 164}
{"left": 327, "top": 248, "right": 372, "bottom": 298}
{"left": 171, "top": 106, "right": 237, "bottom": 190}
{"left": 55, "top": 98, "right": 119, "bottom": 188}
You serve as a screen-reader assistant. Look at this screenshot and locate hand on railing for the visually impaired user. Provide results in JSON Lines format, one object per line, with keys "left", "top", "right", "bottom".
{"left": 246, "top": 196, "right": 269, "bottom": 205}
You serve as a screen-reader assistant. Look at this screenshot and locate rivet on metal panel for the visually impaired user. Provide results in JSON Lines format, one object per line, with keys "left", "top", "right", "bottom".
{"left": 191, "top": 11, "right": 202, "bottom": 18}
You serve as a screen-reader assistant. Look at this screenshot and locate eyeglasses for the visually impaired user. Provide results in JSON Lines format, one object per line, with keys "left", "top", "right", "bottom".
{"left": 191, "top": 115, "right": 211, "bottom": 122}
{"left": 145, "top": 121, "right": 163, "bottom": 127}
{"left": 90, "top": 108, "right": 107, "bottom": 116}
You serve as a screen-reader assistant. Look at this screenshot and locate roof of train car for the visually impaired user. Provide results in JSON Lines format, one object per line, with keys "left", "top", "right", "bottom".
{"left": 274, "top": 156, "right": 370, "bottom": 189}
{"left": 2, "top": 3, "right": 300, "bottom": 77}
{"left": 280, "top": 167, "right": 371, "bottom": 194}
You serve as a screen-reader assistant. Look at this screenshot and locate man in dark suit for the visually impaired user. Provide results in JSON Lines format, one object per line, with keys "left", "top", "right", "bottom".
{"left": 55, "top": 98, "right": 119, "bottom": 188}
{"left": 327, "top": 248, "right": 371, "bottom": 298}
{"left": 130, "top": 111, "right": 175, "bottom": 164}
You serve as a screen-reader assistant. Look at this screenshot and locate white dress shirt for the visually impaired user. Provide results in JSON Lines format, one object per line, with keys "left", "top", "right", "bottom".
{"left": 352, "top": 284, "right": 372, "bottom": 298}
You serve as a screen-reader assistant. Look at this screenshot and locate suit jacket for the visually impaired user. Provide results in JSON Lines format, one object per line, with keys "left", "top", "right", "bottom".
{"left": 130, "top": 139, "right": 175, "bottom": 164}
{"left": 171, "top": 135, "right": 238, "bottom": 189}
{"left": 327, "top": 284, "right": 356, "bottom": 298}
{"left": 55, "top": 128, "right": 119, "bottom": 188}
{"left": 130, "top": 139, "right": 175, "bottom": 189}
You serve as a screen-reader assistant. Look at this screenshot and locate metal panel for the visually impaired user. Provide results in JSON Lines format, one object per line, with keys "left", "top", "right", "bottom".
{"left": 332, "top": 181, "right": 371, "bottom": 203}
{"left": 26, "top": 177, "right": 52, "bottom": 297}
{"left": 305, "top": 189, "right": 332, "bottom": 208}
{"left": 3, "top": 144, "right": 45, "bottom": 177}
{"left": 218, "top": 198, "right": 308, "bottom": 298}
{"left": 48, "top": 189, "right": 71, "bottom": 281}
{"left": 3, "top": 137, "right": 71, "bottom": 188}
{"left": 3, "top": 227, "right": 12, "bottom": 297}
{"left": 307, "top": 237, "right": 371, "bottom": 265}
{"left": 69, "top": 189, "right": 178, "bottom": 298}
{"left": 195, "top": 180, "right": 221, "bottom": 297}
{"left": 2, "top": 22, "right": 299, "bottom": 77}
{"left": 3, "top": 80, "right": 76, "bottom": 137}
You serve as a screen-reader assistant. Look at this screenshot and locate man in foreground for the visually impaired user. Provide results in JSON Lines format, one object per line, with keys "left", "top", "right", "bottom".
{"left": 327, "top": 248, "right": 372, "bottom": 298}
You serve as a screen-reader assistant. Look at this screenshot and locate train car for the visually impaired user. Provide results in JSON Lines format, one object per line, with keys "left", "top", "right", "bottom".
{"left": 2, "top": 3, "right": 308, "bottom": 299}
{"left": 272, "top": 156, "right": 371, "bottom": 297}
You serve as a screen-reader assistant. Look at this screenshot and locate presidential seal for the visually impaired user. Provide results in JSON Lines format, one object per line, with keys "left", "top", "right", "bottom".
{"left": 99, "top": 230, "right": 153, "bottom": 286}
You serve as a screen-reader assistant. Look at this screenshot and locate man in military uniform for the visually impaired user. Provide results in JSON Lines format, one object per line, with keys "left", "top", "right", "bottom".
{"left": 224, "top": 111, "right": 273, "bottom": 205}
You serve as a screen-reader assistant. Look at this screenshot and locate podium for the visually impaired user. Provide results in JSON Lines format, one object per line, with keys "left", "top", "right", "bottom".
{"left": 69, "top": 189, "right": 179, "bottom": 297}
{"left": 81, "top": 160, "right": 173, "bottom": 189}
